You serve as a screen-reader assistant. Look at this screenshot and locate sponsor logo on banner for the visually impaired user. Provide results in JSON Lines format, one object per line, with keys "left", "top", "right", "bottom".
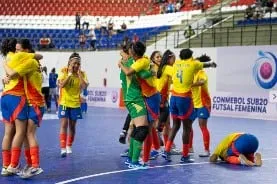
{"left": 253, "top": 51, "right": 277, "bottom": 89}
{"left": 111, "top": 90, "right": 118, "bottom": 103}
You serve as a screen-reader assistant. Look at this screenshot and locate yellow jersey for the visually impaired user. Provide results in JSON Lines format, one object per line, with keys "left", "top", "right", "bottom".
{"left": 156, "top": 65, "right": 173, "bottom": 106}
{"left": 3, "top": 52, "right": 35, "bottom": 96}
{"left": 21, "top": 60, "right": 45, "bottom": 107}
{"left": 131, "top": 56, "right": 157, "bottom": 97}
{"left": 191, "top": 70, "right": 211, "bottom": 111}
{"left": 58, "top": 67, "right": 88, "bottom": 108}
{"left": 171, "top": 58, "right": 203, "bottom": 96}
{"left": 213, "top": 132, "right": 243, "bottom": 159}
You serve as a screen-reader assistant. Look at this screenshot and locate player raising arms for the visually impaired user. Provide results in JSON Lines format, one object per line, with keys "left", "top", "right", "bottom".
{"left": 162, "top": 49, "right": 216, "bottom": 163}
{"left": 58, "top": 53, "right": 88, "bottom": 157}
{"left": 190, "top": 54, "right": 213, "bottom": 157}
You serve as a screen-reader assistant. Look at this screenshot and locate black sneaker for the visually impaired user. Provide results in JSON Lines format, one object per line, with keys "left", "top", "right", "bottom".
{"left": 119, "top": 132, "right": 127, "bottom": 144}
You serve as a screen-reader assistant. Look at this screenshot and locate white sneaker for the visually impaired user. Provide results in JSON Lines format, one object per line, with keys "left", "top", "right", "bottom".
{"left": 18, "top": 165, "right": 31, "bottom": 176}
{"left": 1, "top": 167, "right": 11, "bottom": 176}
{"left": 20, "top": 167, "right": 43, "bottom": 179}
{"left": 61, "top": 148, "right": 67, "bottom": 157}
{"left": 170, "top": 148, "right": 182, "bottom": 155}
{"left": 7, "top": 164, "right": 21, "bottom": 175}
{"left": 199, "top": 150, "right": 210, "bottom": 157}
{"left": 66, "top": 146, "right": 72, "bottom": 154}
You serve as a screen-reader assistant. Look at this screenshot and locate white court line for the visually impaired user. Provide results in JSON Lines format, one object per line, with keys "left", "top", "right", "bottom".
{"left": 56, "top": 157, "right": 277, "bottom": 184}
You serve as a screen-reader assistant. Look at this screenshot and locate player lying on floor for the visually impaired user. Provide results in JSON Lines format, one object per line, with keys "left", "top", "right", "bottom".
{"left": 209, "top": 132, "right": 262, "bottom": 166}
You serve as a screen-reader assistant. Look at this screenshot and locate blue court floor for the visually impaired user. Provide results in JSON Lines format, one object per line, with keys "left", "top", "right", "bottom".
{"left": 0, "top": 107, "right": 277, "bottom": 184}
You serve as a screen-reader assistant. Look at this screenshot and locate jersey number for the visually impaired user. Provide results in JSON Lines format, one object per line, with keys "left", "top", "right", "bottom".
{"left": 176, "top": 70, "right": 183, "bottom": 83}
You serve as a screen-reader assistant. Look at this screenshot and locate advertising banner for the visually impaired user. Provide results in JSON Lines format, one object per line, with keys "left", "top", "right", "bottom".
{"left": 86, "top": 87, "right": 120, "bottom": 108}
{"left": 213, "top": 46, "right": 277, "bottom": 120}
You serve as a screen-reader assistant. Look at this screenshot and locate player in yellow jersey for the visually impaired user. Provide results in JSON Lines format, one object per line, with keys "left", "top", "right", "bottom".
{"left": 1, "top": 38, "right": 42, "bottom": 176}
{"left": 190, "top": 54, "right": 213, "bottom": 157}
{"left": 2, "top": 40, "right": 44, "bottom": 178}
{"left": 152, "top": 50, "right": 180, "bottom": 155}
{"left": 1, "top": 38, "right": 19, "bottom": 176}
{"left": 58, "top": 53, "right": 88, "bottom": 157}
{"left": 210, "top": 133, "right": 262, "bottom": 166}
{"left": 162, "top": 49, "right": 216, "bottom": 163}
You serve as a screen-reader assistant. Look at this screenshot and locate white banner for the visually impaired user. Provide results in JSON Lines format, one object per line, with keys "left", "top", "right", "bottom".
{"left": 211, "top": 92, "right": 277, "bottom": 120}
{"left": 86, "top": 87, "right": 120, "bottom": 108}
{"left": 213, "top": 46, "right": 277, "bottom": 120}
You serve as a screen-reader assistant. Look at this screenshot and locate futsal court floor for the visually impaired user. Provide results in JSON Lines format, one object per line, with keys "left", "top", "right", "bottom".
{"left": 0, "top": 106, "right": 276, "bottom": 184}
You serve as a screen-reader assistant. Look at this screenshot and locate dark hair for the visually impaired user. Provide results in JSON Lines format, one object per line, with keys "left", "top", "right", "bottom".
{"left": 121, "top": 42, "right": 131, "bottom": 54}
{"left": 42, "top": 66, "right": 47, "bottom": 74}
{"left": 1, "top": 38, "right": 17, "bottom": 56}
{"left": 29, "top": 49, "right": 35, "bottom": 53}
{"left": 157, "top": 50, "right": 174, "bottom": 79}
{"left": 18, "top": 38, "right": 33, "bottom": 51}
{"left": 69, "top": 52, "right": 81, "bottom": 60}
{"left": 150, "top": 51, "right": 160, "bottom": 64}
{"left": 68, "top": 52, "right": 81, "bottom": 66}
{"left": 131, "top": 41, "right": 146, "bottom": 57}
{"left": 51, "top": 68, "right": 56, "bottom": 73}
{"left": 179, "top": 48, "right": 193, "bottom": 60}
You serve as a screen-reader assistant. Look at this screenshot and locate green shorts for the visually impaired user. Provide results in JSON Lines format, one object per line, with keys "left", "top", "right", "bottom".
{"left": 125, "top": 100, "right": 147, "bottom": 119}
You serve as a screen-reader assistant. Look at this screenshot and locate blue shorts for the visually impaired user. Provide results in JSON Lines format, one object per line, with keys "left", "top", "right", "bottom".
{"left": 1, "top": 94, "right": 28, "bottom": 123}
{"left": 28, "top": 106, "right": 45, "bottom": 126}
{"left": 58, "top": 105, "right": 82, "bottom": 121}
{"left": 193, "top": 107, "right": 210, "bottom": 120}
{"left": 144, "top": 93, "right": 161, "bottom": 123}
{"left": 170, "top": 96, "right": 194, "bottom": 120}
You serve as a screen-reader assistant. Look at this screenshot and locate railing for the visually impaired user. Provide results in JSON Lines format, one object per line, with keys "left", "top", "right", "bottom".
{"left": 146, "top": 24, "right": 277, "bottom": 49}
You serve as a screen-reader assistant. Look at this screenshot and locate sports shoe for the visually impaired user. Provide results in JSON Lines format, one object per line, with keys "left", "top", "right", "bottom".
{"left": 171, "top": 148, "right": 182, "bottom": 155}
{"left": 20, "top": 167, "right": 43, "bottom": 179}
{"left": 120, "top": 149, "right": 129, "bottom": 157}
{"left": 119, "top": 131, "right": 127, "bottom": 144}
{"left": 254, "top": 153, "right": 262, "bottom": 166}
{"left": 1, "top": 167, "right": 12, "bottom": 176}
{"left": 199, "top": 150, "right": 210, "bottom": 157}
{"left": 66, "top": 146, "right": 72, "bottom": 154}
{"left": 180, "top": 155, "right": 195, "bottom": 163}
{"left": 189, "top": 147, "right": 194, "bottom": 155}
{"left": 150, "top": 150, "right": 160, "bottom": 160}
{"left": 161, "top": 151, "right": 172, "bottom": 162}
{"left": 239, "top": 154, "right": 255, "bottom": 166}
{"left": 128, "top": 162, "right": 149, "bottom": 169}
{"left": 124, "top": 157, "right": 132, "bottom": 165}
{"left": 18, "top": 165, "right": 31, "bottom": 176}
{"left": 61, "top": 149, "right": 67, "bottom": 157}
{"left": 7, "top": 164, "right": 21, "bottom": 175}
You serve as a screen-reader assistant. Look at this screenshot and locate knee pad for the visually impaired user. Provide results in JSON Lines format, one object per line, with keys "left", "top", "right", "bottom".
{"left": 132, "top": 126, "right": 149, "bottom": 142}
